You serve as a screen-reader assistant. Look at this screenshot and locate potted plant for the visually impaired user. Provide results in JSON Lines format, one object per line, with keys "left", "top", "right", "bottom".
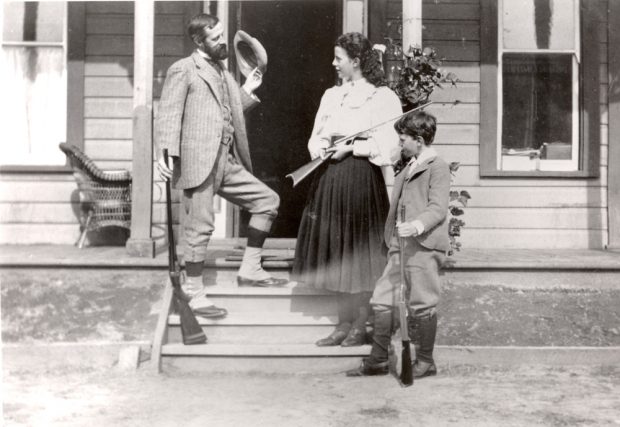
{"left": 382, "top": 39, "right": 458, "bottom": 112}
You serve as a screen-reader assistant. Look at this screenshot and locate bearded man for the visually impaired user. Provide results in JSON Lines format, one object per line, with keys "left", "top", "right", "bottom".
{"left": 156, "top": 14, "right": 287, "bottom": 318}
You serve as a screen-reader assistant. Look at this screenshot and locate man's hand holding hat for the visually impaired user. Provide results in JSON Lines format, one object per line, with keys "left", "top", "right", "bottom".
{"left": 242, "top": 67, "right": 263, "bottom": 95}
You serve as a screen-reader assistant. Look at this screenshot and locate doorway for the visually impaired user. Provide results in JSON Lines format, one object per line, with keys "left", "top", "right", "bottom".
{"left": 232, "top": 0, "right": 342, "bottom": 238}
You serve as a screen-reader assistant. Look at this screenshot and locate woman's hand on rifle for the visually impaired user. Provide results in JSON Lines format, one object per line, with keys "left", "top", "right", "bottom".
{"left": 325, "top": 142, "right": 354, "bottom": 161}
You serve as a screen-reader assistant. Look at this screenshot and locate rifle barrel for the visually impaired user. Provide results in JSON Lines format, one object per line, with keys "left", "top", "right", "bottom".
{"left": 285, "top": 102, "right": 433, "bottom": 187}
{"left": 163, "top": 149, "right": 177, "bottom": 273}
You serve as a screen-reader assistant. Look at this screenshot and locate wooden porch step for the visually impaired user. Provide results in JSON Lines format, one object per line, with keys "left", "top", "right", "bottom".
{"left": 168, "top": 312, "right": 337, "bottom": 325}
{"left": 167, "top": 312, "right": 339, "bottom": 344}
{"left": 159, "top": 343, "right": 371, "bottom": 373}
{"left": 185, "top": 277, "right": 339, "bottom": 313}
{"left": 161, "top": 343, "right": 371, "bottom": 357}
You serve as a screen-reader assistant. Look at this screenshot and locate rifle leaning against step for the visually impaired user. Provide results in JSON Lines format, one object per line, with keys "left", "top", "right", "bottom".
{"left": 163, "top": 149, "right": 207, "bottom": 345}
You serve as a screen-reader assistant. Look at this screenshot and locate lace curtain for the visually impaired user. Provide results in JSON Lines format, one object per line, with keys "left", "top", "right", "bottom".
{"left": 1, "top": 46, "right": 66, "bottom": 165}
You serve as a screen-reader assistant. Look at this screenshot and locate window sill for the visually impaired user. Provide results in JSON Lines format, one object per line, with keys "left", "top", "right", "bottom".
{"left": 0, "top": 165, "right": 72, "bottom": 174}
{"left": 480, "top": 169, "right": 600, "bottom": 179}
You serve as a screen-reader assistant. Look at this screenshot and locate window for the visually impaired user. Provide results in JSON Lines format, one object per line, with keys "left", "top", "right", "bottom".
{"left": 1, "top": 2, "right": 67, "bottom": 167}
{"left": 480, "top": 0, "right": 600, "bottom": 177}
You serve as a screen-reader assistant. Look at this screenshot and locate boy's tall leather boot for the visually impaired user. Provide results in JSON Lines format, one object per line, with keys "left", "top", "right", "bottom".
{"left": 409, "top": 311, "right": 438, "bottom": 378}
{"left": 346, "top": 306, "right": 393, "bottom": 376}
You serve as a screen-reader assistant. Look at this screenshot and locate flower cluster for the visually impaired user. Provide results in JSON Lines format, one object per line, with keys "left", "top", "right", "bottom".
{"left": 382, "top": 40, "right": 458, "bottom": 111}
{"left": 448, "top": 162, "right": 471, "bottom": 255}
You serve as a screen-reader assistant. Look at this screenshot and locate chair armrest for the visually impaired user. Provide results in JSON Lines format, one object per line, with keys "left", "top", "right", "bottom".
{"left": 101, "top": 170, "right": 132, "bottom": 181}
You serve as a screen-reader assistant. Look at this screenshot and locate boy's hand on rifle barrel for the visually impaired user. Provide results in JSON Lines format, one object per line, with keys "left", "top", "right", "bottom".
{"left": 157, "top": 155, "right": 175, "bottom": 181}
{"left": 396, "top": 220, "right": 420, "bottom": 237}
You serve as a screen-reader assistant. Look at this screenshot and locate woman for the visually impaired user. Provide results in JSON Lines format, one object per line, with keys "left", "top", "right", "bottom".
{"left": 293, "top": 32, "right": 402, "bottom": 347}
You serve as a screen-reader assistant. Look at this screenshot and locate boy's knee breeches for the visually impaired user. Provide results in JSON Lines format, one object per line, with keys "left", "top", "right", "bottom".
{"left": 370, "top": 234, "right": 444, "bottom": 313}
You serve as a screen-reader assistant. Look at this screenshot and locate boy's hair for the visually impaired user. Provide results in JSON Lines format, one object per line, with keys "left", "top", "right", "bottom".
{"left": 394, "top": 110, "right": 437, "bottom": 145}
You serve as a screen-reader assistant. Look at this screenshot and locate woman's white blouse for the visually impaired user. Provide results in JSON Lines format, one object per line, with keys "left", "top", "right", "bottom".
{"left": 307, "top": 78, "right": 403, "bottom": 167}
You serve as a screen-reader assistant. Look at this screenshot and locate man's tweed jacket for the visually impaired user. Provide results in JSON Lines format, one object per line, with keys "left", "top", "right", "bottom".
{"left": 384, "top": 155, "right": 451, "bottom": 252}
{"left": 155, "top": 51, "right": 259, "bottom": 190}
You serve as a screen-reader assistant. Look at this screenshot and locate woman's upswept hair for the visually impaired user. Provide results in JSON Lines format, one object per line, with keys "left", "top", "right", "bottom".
{"left": 394, "top": 111, "right": 437, "bottom": 145}
{"left": 336, "top": 32, "right": 386, "bottom": 87}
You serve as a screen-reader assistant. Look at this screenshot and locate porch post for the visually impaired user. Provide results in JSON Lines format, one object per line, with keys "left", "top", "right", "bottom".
{"left": 342, "top": 0, "right": 368, "bottom": 35}
{"left": 402, "top": 0, "right": 422, "bottom": 51}
{"left": 608, "top": 1, "right": 620, "bottom": 249}
{"left": 126, "top": 0, "right": 156, "bottom": 257}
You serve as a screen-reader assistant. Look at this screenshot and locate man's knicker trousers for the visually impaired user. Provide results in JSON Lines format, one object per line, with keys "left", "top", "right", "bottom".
{"left": 182, "top": 141, "right": 280, "bottom": 263}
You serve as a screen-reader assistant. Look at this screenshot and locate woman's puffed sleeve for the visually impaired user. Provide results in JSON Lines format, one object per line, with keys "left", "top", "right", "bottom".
{"left": 352, "top": 87, "right": 402, "bottom": 167}
{"left": 307, "top": 89, "right": 334, "bottom": 160}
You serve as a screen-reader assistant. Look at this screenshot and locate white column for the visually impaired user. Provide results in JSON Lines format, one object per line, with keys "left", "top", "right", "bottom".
{"left": 343, "top": 0, "right": 368, "bottom": 35}
{"left": 126, "top": 0, "right": 155, "bottom": 257}
{"left": 403, "top": 0, "right": 423, "bottom": 50}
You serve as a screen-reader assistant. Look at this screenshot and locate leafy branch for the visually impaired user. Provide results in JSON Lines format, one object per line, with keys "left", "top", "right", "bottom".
{"left": 448, "top": 162, "right": 471, "bottom": 255}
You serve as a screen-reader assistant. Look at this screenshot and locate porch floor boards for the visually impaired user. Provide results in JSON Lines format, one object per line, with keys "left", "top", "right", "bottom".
{"left": 2, "top": 242, "right": 620, "bottom": 270}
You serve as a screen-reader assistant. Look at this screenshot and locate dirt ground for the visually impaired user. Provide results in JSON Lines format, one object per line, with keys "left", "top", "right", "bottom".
{"left": 3, "top": 364, "right": 620, "bottom": 426}
{"left": 2, "top": 268, "right": 620, "bottom": 346}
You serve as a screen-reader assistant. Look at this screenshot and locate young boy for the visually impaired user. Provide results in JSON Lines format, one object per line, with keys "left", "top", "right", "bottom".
{"left": 346, "top": 110, "right": 451, "bottom": 378}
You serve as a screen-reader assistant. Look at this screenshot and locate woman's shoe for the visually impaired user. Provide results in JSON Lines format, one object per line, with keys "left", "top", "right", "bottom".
{"left": 340, "top": 327, "right": 366, "bottom": 347}
{"left": 315, "top": 330, "right": 348, "bottom": 346}
{"left": 412, "top": 360, "right": 437, "bottom": 378}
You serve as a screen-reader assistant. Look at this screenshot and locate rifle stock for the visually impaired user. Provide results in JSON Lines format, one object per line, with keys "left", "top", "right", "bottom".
{"left": 285, "top": 102, "right": 432, "bottom": 187}
{"left": 285, "top": 153, "right": 333, "bottom": 187}
{"left": 163, "top": 149, "right": 207, "bottom": 346}
{"left": 399, "top": 300, "right": 413, "bottom": 386}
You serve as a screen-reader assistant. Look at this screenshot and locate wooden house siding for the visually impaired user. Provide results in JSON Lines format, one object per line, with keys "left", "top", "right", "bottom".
{"left": 422, "top": 0, "right": 610, "bottom": 249}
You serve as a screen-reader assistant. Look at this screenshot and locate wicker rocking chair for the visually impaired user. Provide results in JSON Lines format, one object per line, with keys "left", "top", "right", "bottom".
{"left": 59, "top": 143, "right": 132, "bottom": 248}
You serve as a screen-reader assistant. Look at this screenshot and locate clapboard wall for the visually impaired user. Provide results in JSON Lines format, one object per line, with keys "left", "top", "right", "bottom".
{"left": 421, "top": 0, "right": 610, "bottom": 249}
{"left": 0, "top": 0, "right": 612, "bottom": 249}
{"left": 83, "top": 1, "right": 197, "bottom": 243}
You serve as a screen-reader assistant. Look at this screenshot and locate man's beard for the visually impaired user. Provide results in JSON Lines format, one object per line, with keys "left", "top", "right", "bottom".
{"left": 206, "top": 44, "right": 229, "bottom": 60}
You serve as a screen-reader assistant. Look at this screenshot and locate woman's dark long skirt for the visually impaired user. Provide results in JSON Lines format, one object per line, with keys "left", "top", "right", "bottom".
{"left": 293, "top": 155, "right": 390, "bottom": 294}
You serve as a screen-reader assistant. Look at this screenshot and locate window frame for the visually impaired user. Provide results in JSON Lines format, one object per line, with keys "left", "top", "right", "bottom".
{"left": 480, "top": 0, "right": 600, "bottom": 178}
{"left": 0, "top": 2, "right": 85, "bottom": 174}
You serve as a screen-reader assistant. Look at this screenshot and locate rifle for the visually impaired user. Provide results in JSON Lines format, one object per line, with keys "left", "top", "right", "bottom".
{"left": 398, "top": 205, "right": 414, "bottom": 386}
{"left": 163, "top": 149, "right": 207, "bottom": 345}
{"left": 285, "top": 102, "right": 432, "bottom": 187}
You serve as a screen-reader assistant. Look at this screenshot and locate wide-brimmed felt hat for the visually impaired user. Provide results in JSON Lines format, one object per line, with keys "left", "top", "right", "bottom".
{"left": 234, "top": 30, "right": 268, "bottom": 77}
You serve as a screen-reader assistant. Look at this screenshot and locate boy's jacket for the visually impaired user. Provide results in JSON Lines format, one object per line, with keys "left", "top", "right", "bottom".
{"left": 385, "top": 156, "right": 451, "bottom": 252}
